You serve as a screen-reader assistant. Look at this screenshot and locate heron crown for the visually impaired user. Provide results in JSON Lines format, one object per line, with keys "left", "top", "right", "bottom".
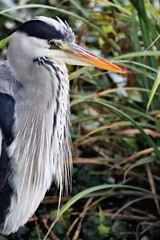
{"left": 0, "top": 16, "right": 75, "bottom": 43}
{"left": 18, "top": 17, "right": 75, "bottom": 43}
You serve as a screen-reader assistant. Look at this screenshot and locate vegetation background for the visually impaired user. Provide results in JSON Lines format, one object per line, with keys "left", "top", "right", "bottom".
{"left": 0, "top": 0, "right": 160, "bottom": 239}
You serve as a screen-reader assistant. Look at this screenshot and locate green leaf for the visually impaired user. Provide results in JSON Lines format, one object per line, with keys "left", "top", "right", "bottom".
{"left": 0, "top": 37, "right": 9, "bottom": 49}
{"left": 98, "top": 224, "right": 110, "bottom": 235}
{"left": 98, "top": 206, "right": 105, "bottom": 224}
{"left": 126, "top": 155, "right": 156, "bottom": 173}
{"left": 147, "top": 70, "right": 160, "bottom": 111}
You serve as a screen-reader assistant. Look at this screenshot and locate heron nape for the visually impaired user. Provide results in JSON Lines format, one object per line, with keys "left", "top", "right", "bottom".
{"left": 0, "top": 16, "right": 123, "bottom": 234}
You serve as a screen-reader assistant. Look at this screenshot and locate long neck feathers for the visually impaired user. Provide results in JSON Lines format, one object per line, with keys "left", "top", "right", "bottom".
{"left": 3, "top": 56, "right": 72, "bottom": 234}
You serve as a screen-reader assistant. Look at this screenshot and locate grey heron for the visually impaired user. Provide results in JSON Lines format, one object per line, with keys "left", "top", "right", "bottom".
{"left": 0, "top": 16, "right": 123, "bottom": 235}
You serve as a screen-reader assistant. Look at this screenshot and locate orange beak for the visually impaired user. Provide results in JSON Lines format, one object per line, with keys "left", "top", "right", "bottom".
{"left": 64, "top": 43, "right": 124, "bottom": 73}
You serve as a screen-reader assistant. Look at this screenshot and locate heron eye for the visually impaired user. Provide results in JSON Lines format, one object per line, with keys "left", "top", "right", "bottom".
{"left": 48, "top": 40, "right": 56, "bottom": 47}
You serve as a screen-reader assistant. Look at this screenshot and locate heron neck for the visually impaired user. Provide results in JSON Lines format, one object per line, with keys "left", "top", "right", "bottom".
{"left": 8, "top": 55, "right": 69, "bottom": 114}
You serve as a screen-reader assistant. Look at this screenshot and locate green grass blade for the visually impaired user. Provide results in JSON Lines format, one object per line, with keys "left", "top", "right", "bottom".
{"left": 69, "top": 66, "right": 91, "bottom": 81}
{"left": 59, "top": 183, "right": 160, "bottom": 217}
{"left": 44, "top": 183, "right": 160, "bottom": 239}
{"left": 131, "top": 5, "right": 149, "bottom": 106}
{"left": 145, "top": 0, "right": 158, "bottom": 19}
{"left": 111, "top": 50, "right": 160, "bottom": 62}
{"left": 116, "top": 60, "right": 157, "bottom": 73}
{"left": 72, "top": 99, "right": 160, "bottom": 158}
{"left": 1, "top": 12, "right": 24, "bottom": 23}
{"left": 124, "top": 155, "right": 156, "bottom": 179}
{"left": 147, "top": 70, "right": 160, "bottom": 111}
{"left": 69, "top": 0, "right": 90, "bottom": 19}
{"left": 129, "top": 156, "right": 156, "bottom": 170}
{"left": 0, "top": 4, "right": 106, "bottom": 37}
{"left": 102, "top": 0, "right": 131, "bottom": 15}
{"left": 129, "top": 0, "right": 160, "bottom": 49}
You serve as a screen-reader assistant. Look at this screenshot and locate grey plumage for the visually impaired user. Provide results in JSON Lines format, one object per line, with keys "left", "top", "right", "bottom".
{"left": 0, "top": 17, "right": 72, "bottom": 234}
{"left": 0, "top": 16, "right": 123, "bottom": 235}
{"left": 0, "top": 61, "right": 17, "bottom": 95}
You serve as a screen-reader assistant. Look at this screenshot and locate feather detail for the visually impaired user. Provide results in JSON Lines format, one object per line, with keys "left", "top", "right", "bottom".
{"left": 1, "top": 58, "right": 72, "bottom": 234}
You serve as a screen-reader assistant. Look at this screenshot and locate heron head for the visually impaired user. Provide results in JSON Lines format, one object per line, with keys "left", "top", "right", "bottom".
{"left": 7, "top": 16, "right": 123, "bottom": 73}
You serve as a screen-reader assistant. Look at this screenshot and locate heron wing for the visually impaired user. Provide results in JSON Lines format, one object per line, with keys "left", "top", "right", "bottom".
{"left": 0, "top": 60, "right": 18, "bottom": 96}
{"left": 0, "top": 92, "right": 15, "bottom": 228}
{"left": 0, "top": 62, "right": 15, "bottom": 226}
{"left": 0, "top": 92, "right": 15, "bottom": 190}
{"left": 0, "top": 61, "right": 16, "bottom": 190}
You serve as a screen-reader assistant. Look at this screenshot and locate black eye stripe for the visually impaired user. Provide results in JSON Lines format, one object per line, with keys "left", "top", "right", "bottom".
{"left": 16, "top": 20, "right": 75, "bottom": 43}
{"left": 0, "top": 19, "right": 75, "bottom": 42}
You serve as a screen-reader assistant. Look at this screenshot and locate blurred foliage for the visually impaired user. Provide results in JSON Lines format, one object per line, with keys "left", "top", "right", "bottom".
{"left": 1, "top": 0, "right": 160, "bottom": 239}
